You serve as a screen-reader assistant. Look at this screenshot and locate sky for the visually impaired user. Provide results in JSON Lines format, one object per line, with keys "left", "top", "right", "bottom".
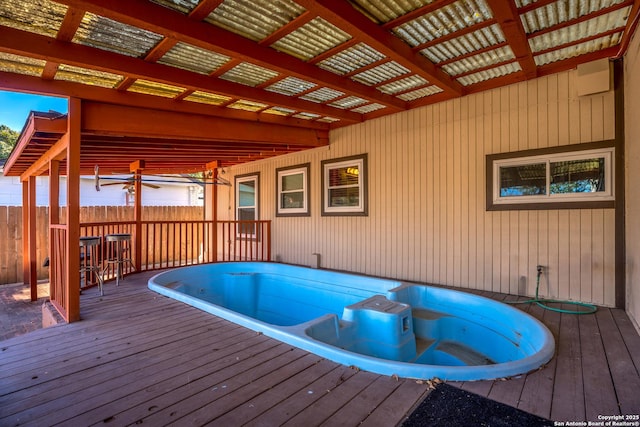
{"left": 0, "top": 90, "right": 69, "bottom": 132}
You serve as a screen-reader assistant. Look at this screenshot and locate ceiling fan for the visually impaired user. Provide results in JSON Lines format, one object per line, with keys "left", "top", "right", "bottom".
{"left": 100, "top": 177, "right": 161, "bottom": 191}
{"left": 94, "top": 165, "right": 231, "bottom": 192}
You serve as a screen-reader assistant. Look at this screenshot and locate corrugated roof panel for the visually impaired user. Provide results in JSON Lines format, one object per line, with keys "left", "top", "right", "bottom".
{"left": 262, "top": 106, "right": 296, "bottom": 116}
{"left": 0, "top": 0, "right": 67, "bottom": 38}
{"left": 392, "top": 0, "right": 493, "bottom": 47}
{"left": 317, "top": 116, "right": 340, "bottom": 123}
{"left": 265, "top": 77, "right": 317, "bottom": 96}
{"left": 228, "top": 99, "right": 269, "bottom": 112}
{"left": 149, "top": 0, "right": 199, "bottom": 15}
{"left": 219, "top": 62, "right": 279, "bottom": 87}
{"left": 528, "top": 11, "right": 629, "bottom": 53}
{"left": 352, "top": 61, "right": 410, "bottom": 85}
{"left": 316, "top": 43, "right": 386, "bottom": 75}
{"left": 351, "top": 103, "right": 386, "bottom": 114}
{"left": 520, "top": 0, "right": 629, "bottom": 34}
{"left": 292, "top": 112, "right": 321, "bottom": 120}
{"left": 300, "top": 87, "right": 345, "bottom": 103}
{"left": 457, "top": 62, "right": 522, "bottom": 86}
{"left": 183, "top": 91, "right": 232, "bottom": 105}
{"left": 205, "top": 0, "right": 305, "bottom": 42}
{"left": 397, "top": 85, "right": 444, "bottom": 101}
{"left": 55, "top": 64, "right": 123, "bottom": 88}
{"left": 127, "top": 79, "right": 186, "bottom": 98}
{"left": 329, "top": 96, "right": 369, "bottom": 109}
{"left": 0, "top": 53, "right": 45, "bottom": 77}
{"left": 73, "top": 13, "right": 164, "bottom": 58}
{"left": 270, "top": 17, "right": 352, "bottom": 61}
{"left": 420, "top": 24, "right": 505, "bottom": 63}
{"left": 534, "top": 32, "right": 623, "bottom": 65}
{"left": 378, "top": 75, "right": 429, "bottom": 94}
{"left": 349, "top": 0, "right": 435, "bottom": 24}
{"left": 158, "top": 42, "right": 231, "bottom": 75}
{"left": 442, "top": 46, "right": 515, "bottom": 76}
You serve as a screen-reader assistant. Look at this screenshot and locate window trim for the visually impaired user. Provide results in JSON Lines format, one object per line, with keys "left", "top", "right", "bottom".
{"left": 486, "top": 141, "right": 615, "bottom": 211}
{"left": 321, "top": 153, "right": 368, "bottom": 216}
{"left": 276, "top": 163, "right": 310, "bottom": 217}
{"left": 235, "top": 172, "right": 259, "bottom": 238}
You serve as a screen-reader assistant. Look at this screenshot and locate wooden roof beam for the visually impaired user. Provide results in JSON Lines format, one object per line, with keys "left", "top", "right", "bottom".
{"left": 42, "top": 6, "right": 85, "bottom": 80}
{"left": 296, "top": 0, "right": 463, "bottom": 97}
{"left": 0, "top": 27, "right": 361, "bottom": 123}
{"left": 484, "top": 0, "right": 537, "bottom": 79}
{"left": 81, "top": 101, "right": 328, "bottom": 147}
{"left": 51, "top": 0, "right": 406, "bottom": 111}
{"left": 0, "top": 71, "right": 331, "bottom": 130}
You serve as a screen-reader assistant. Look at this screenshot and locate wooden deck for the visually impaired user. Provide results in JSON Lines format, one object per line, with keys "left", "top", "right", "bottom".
{"left": 1, "top": 270, "right": 639, "bottom": 426}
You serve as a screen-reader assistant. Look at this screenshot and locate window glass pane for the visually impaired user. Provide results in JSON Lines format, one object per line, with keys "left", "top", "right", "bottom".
{"left": 550, "top": 158, "right": 605, "bottom": 194}
{"left": 281, "top": 191, "right": 304, "bottom": 208}
{"left": 329, "top": 166, "right": 359, "bottom": 186}
{"left": 282, "top": 173, "right": 303, "bottom": 191}
{"left": 238, "top": 181, "right": 255, "bottom": 207}
{"left": 499, "top": 163, "right": 546, "bottom": 196}
{"left": 238, "top": 207, "right": 255, "bottom": 234}
{"left": 329, "top": 187, "right": 360, "bottom": 207}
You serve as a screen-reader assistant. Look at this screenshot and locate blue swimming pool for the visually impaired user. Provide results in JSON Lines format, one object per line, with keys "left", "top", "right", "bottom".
{"left": 148, "top": 262, "right": 555, "bottom": 381}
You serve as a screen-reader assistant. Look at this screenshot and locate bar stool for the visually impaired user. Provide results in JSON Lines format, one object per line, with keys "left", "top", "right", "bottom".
{"left": 102, "top": 233, "right": 135, "bottom": 287}
{"left": 79, "top": 236, "right": 103, "bottom": 296}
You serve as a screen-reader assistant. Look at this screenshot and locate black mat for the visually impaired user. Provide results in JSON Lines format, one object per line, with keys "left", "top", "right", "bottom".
{"left": 402, "top": 383, "right": 553, "bottom": 427}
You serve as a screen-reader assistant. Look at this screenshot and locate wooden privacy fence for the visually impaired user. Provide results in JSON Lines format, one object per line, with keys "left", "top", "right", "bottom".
{"left": 0, "top": 206, "right": 204, "bottom": 285}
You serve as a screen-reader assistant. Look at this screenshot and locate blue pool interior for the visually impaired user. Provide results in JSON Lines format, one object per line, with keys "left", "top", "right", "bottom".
{"left": 148, "top": 262, "right": 555, "bottom": 381}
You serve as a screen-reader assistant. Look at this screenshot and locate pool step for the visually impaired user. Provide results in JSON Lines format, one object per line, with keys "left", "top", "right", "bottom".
{"left": 436, "top": 341, "right": 496, "bottom": 365}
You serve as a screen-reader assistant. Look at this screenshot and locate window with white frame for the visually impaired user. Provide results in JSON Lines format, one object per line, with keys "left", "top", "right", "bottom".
{"left": 235, "top": 173, "right": 259, "bottom": 237}
{"left": 321, "top": 154, "right": 368, "bottom": 216}
{"left": 487, "top": 144, "right": 615, "bottom": 210}
{"left": 276, "top": 163, "right": 310, "bottom": 217}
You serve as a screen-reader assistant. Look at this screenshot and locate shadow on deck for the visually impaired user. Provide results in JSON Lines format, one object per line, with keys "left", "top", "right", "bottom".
{"left": 1, "top": 270, "right": 639, "bottom": 426}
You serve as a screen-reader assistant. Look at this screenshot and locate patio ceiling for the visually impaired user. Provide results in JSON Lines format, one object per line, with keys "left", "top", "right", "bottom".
{"left": 1, "top": 0, "right": 639, "bottom": 175}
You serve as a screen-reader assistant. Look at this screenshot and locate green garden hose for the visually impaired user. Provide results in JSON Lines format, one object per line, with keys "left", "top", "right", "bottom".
{"left": 507, "top": 266, "right": 597, "bottom": 315}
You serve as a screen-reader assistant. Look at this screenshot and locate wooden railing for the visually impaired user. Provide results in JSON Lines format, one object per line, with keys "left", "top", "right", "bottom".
{"left": 50, "top": 225, "right": 68, "bottom": 321}
{"left": 79, "top": 220, "right": 271, "bottom": 272}
{"left": 50, "top": 219, "right": 271, "bottom": 321}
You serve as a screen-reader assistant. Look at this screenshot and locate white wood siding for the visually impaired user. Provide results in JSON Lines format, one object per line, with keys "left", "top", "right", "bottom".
{"left": 221, "top": 69, "right": 617, "bottom": 307}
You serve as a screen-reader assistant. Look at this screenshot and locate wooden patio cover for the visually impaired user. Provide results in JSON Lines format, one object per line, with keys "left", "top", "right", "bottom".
{"left": 0, "top": 0, "right": 639, "bottom": 322}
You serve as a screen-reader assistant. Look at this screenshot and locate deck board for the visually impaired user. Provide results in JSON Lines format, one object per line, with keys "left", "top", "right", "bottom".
{"left": 1, "top": 269, "right": 639, "bottom": 426}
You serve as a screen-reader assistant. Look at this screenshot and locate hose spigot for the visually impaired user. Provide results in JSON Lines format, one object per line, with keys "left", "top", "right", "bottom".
{"left": 537, "top": 265, "right": 544, "bottom": 273}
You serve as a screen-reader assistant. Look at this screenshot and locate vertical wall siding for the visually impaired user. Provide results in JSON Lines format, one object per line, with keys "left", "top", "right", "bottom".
{"left": 222, "top": 70, "right": 617, "bottom": 306}
{"left": 625, "top": 27, "right": 640, "bottom": 329}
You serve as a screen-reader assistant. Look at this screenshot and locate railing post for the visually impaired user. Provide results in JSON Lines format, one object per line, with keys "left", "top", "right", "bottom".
{"left": 266, "top": 221, "right": 271, "bottom": 261}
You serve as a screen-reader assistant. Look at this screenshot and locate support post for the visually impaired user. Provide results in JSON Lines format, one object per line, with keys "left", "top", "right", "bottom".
{"left": 49, "top": 160, "right": 60, "bottom": 301}
{"left": 66, "top": 98, "right": 81, "bottom": 322}
{"left": 21, "top": 177, "right": 37, "bottom": 300}
{"left": 205, "top": 161, "right": 218, "bottom": 262}
{"left": 130, "top": 160, "right": 144, "bottom": 270}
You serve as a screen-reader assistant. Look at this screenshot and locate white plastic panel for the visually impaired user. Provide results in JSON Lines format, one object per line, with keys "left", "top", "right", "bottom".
{"left": 73, "top": 13, "right": 163, "bottom": 58}
{"left": 219, "top": 62, "right": 279, "bottom": 87}
{"left": 205, "top": 0, "right": 305, "bottom": 42}
{"left": 316, "top": 43, "right": 386, "bottom": 75}
{"left": 265, "top": 76, "right": 317, "bottom": 96}
{"left": 351, "top": 61, "right": 410, "bottom": 85}
{"left": 270, "top": 17, "right": 352, "bottom": 60}
{"left": 442, "top": 46, "right": 515, "bottom": 76}
{"left": 55, "top": 64, "right": 124, "bottom": 88}
{"left": 0, "top": 0, "right": 67, "bottom": 38}
{"left": 457, "top": 62, "right": 522, "bottom": 86}
{"left": 392, "top": 0, "right": 493, "bottom": 47}
{"left": 420, "top": 24, "right": 505, "bottom": 63}
{"left": 378, "top": 75, "right": 429, "bottom": 94}
{"left": 158, "top": 42, "right": 231, "bottom": 75}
